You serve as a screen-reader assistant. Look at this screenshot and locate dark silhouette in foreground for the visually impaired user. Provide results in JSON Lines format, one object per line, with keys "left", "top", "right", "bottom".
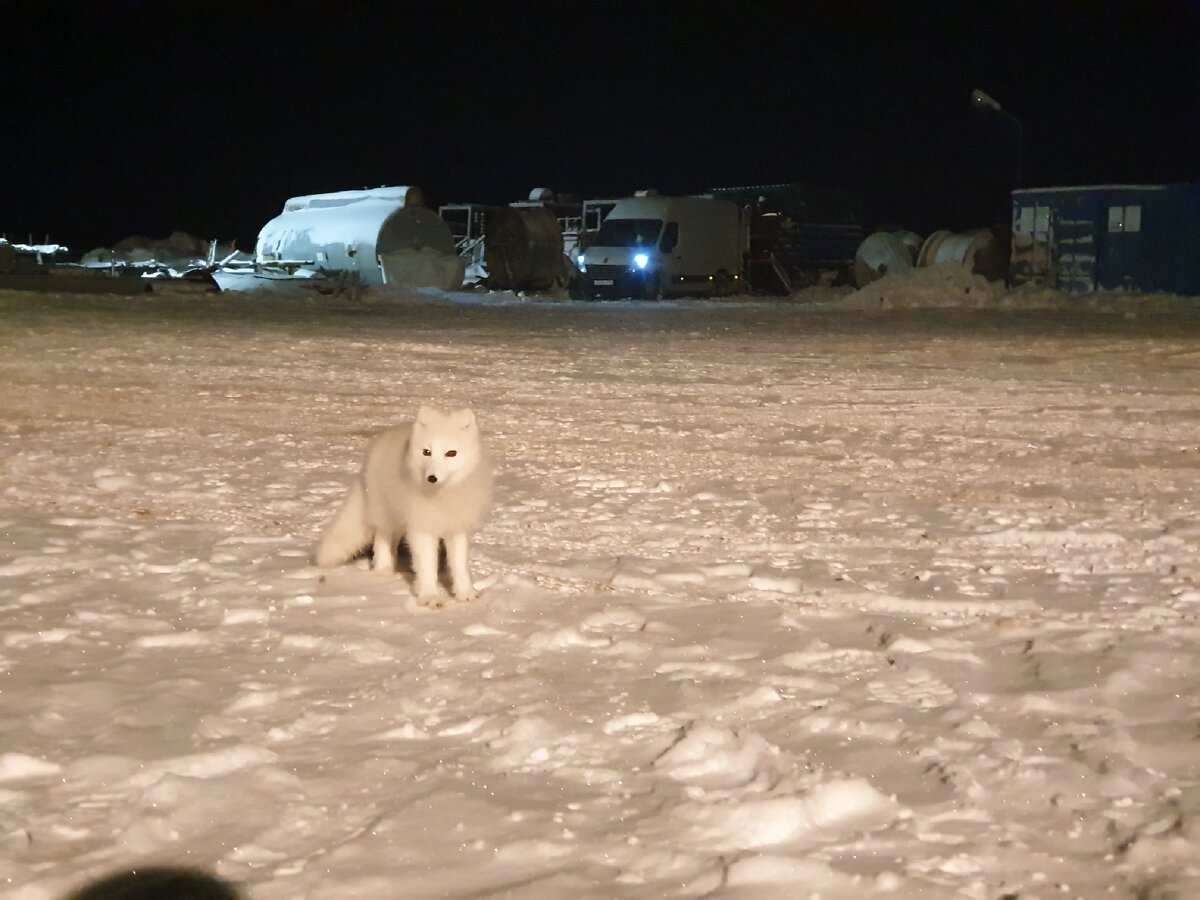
{"left": 66, "top": 866, "right": 241, "bottom": 900}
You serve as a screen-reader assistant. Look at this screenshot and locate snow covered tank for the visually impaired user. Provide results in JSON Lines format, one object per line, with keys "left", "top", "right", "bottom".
{"left": 255, "top": 185, "right": 462, "bottom": 287}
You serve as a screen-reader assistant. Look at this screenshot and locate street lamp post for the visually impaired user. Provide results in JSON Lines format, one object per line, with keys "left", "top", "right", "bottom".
{"left": 971, "top": 88, "right": 1025, "bottom": 188}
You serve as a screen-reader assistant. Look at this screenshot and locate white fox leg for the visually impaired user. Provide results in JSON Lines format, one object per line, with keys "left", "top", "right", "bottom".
{"left": 373, "top": 532, "right": 397, "bottom": 574}
{"left": 407, "top": 531, "right": 442, "bottom": 604}
{"left": 444, "top": 531, "right": 478, "bottom": 602}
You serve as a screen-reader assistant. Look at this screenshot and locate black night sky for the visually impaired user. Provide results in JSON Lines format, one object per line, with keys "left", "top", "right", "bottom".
{"left": 3, "top": 0, "right": 1198, "bottom": 254}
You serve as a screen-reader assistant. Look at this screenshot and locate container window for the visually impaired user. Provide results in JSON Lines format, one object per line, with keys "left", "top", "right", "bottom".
{"left": 1108, "top": 204, "right": 1142, "bottom": 233}
{"left": 1034, "top": 206, "right": 1050, "bottom": 233}
{"left": 1015, "top": 206, "right": 1034, "bottom": 233}
{"left": 1123, "top": 204, "right": 1142, "bottom": 233}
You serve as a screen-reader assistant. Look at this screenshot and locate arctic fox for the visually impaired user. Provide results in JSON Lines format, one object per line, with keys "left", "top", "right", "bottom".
{"left": 316, "top": 406, "right": 494, "bottom": 607}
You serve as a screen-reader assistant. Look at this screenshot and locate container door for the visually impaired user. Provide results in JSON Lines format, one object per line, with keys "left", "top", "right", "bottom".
{"left": 1098, "top": 203, "right": 1142, "bottom": 291}
{"left": 1011, "top": 202, "right": 1059, "bottom": 287}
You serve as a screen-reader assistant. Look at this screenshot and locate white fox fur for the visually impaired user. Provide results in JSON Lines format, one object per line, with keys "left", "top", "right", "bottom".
{"left": 316, "top": 406, "right": 494, "bottom": 607}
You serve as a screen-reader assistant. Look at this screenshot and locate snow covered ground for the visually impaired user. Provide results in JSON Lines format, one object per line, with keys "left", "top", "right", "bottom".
{"left": 2, "top": 283, "right": 1199, "bottom": 899}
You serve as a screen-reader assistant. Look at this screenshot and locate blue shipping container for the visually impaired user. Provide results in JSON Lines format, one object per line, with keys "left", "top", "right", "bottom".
{"left": 1011, "top": 183, "right": 1200, "bottom": 296}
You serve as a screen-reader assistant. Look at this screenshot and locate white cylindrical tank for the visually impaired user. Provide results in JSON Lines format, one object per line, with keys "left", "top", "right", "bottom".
{"left": 255, "top": 186, "right": 456, "bottom": 286}
{"left": 854, "top": 230, "right": 920, "bottom": 287}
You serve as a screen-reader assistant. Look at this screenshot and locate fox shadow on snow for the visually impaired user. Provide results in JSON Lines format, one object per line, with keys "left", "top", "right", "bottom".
{"left": 348, "top": 537, "right": 454, "bottom": 593}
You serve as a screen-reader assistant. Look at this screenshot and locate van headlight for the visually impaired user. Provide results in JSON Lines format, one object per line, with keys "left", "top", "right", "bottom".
{"left": 633, "top": 253, "right": 649, "bottom": 269}
{"left": 577, "top": 253, "right": 587, "bottom": 272}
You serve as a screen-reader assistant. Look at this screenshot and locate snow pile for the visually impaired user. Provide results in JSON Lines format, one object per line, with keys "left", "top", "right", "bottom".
{"left": 834, "top": 264, "right": 1006, "bottom": 309}
{"left": 653, "top": 722, "right": 780, "bottom": 790}
{"left": 2, "top": 287, "right": 1200, "bottom": 898}
{"left": 812, "top": 265, "right": 1200, "bottom": 316}
{"left": 675, "top": 778, "right": 899, "bottom": 851}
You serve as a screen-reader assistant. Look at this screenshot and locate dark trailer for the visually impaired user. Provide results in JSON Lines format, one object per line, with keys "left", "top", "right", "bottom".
{"left": 1011, "top": 183, "right": 1200, "bottom": 296}
{"left": 706, "top": 182, "right": 863, "bottom": 294}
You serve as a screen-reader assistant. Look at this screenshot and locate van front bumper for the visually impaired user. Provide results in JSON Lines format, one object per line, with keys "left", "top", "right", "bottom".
{"left": 576, "top": 265, "right": 658, "bottom": 299}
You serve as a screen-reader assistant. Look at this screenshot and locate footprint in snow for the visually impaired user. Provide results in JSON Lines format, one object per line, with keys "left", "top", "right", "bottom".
{"left": 580, "top": 604, "right": 648, "bottom": 635}
{"left": 656, "top": 660, "right": 748, "bottom": 680}
{"left": 653, "top": 722, "right": 779, "bottom": 791}
{"left": 775, "top": 645, "right": 884, "bottom": 680}
{"left": 867, "top": 666, "right": 958, "bottom": 709}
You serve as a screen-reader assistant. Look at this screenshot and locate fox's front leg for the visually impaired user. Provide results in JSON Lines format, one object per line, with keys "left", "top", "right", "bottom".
{"left": 373, "top": 531, "right": 397, "bottom": 574}
{"left": 444, "top": 531, "right": 479, "bottom": 603}
{"left": 406, "top": 531, "right": 443, "bottom": 608}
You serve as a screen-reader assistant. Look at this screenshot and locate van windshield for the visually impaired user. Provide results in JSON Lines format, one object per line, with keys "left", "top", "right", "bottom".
{"left": 594, "top": 218, "right": 663, "bottom": 247}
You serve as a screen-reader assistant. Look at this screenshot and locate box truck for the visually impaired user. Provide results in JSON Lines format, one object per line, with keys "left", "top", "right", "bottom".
{"left": 572, "top": 195, "right": 746, "bottom": 300}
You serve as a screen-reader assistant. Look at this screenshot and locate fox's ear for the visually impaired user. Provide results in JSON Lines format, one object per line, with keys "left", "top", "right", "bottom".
{"left": 453, "top": 408, "right": 477, "bottom": 430}
{"left": 415, "top": 404, "right": 437, "bottom": 428}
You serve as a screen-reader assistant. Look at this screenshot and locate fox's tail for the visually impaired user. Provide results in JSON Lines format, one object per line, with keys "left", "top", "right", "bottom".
{"left": 315, "top": 480, "right": 371, "bottom": 568}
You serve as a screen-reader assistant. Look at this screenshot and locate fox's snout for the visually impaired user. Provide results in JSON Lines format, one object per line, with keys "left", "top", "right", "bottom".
{"left": 419, "top": 464, "right": 451, "bottom": 486}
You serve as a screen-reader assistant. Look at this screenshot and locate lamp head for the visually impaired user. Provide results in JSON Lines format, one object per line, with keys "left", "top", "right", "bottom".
{"left": 971, "top": 88, "right": 1003, "bottom": 112}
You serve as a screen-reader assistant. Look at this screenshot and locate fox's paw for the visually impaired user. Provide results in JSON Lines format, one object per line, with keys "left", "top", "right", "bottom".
{"left": 453, "top": 589, "right": 481, "bottom": 604}
{"left": 417, "top": 593, "right": 445, "bottom": 610}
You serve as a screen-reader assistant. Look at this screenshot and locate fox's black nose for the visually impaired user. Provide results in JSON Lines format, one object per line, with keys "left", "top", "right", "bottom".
{"left": 427, "top": 474, "right": 438, "bottom": 484}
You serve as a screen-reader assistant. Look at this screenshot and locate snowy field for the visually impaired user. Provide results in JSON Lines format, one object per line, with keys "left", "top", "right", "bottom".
{"left": 2, "top": 284, "right": 1199, "bottom": 899}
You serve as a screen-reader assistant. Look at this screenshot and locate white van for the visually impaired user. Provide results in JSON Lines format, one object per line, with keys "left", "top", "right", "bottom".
{"left": 573, "top": 195, "right": 746, "bottom": 299}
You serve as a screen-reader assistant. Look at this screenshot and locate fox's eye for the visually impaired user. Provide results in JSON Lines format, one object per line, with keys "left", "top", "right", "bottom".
{"left": 422, "top": 448, "right": 431, "bottom": 457}
{"left": 445, "top": 450, "right": 457, "bottom": 458}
